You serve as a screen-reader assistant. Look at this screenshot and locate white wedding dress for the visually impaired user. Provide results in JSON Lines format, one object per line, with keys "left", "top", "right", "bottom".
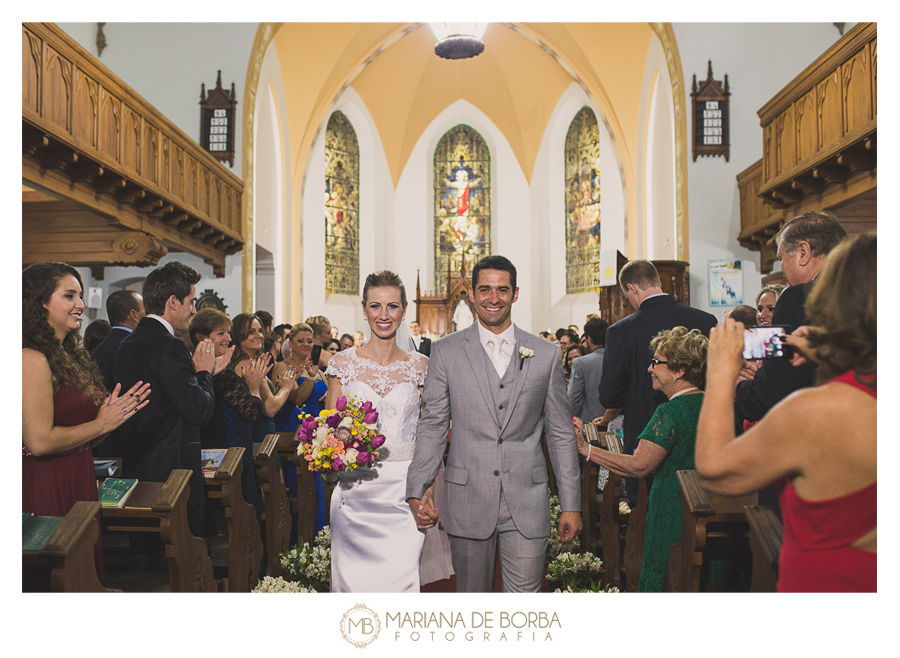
{"left": 325, "top": 348, "right": 453, "bottom": 592}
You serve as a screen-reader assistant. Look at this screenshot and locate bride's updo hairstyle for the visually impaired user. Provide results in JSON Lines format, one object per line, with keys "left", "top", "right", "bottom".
{"left": 362, "top": 271, "right": 407, "bottom": 308}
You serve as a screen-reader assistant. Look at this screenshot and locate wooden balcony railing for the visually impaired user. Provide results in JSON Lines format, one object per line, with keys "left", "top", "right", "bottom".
{"left": 737, "top": 22, "right": 876, "bottom": 273}
{"left": 22, "top": 22, "right": 244, "bottom": 276}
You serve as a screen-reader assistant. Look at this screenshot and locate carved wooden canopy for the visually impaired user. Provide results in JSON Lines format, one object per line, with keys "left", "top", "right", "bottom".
{"left": 22, "top": 23, "right": 244, "bottom": 277}
{"left": 414, "top": 257, "right": 475, "bottom": 337}
{"left": 737, "top": 22, "right": 876, "bottom": 273}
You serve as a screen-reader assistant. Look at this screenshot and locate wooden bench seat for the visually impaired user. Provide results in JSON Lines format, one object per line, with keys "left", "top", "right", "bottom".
{"left": 254, "top": 435, "right": 292, "bottom": 576}
{"left": 101, "top": 469, "right": 215, "bottom": 592}
{"left": 23, "top": 501, "right": 117, "bottom": 592}
{"left": 665, "top": 470, "right": 757, "bottom": 592}
{"left": 203, "top": 446, "right": 264, "bottom": 592}
{"left": 744, "top": 504, "right": 783, "bottom": 592}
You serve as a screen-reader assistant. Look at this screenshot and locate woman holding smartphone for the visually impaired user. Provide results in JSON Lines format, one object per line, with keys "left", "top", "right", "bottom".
{"left": 271, "top": 322, "right": 328, "bottom": 532}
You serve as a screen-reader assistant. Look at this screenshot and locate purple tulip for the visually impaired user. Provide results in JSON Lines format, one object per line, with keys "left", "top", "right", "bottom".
{"left": 326, "top": 413, "right": 342, "bottom": 429}
{"left": 370, "top": 435, "right": 386, "bottom": 449}
{"left": 363, "top": 411, "right": 379, "bottom": 424}
{"left": 356, "top": 451, "right": 372, "bottom": 465}
{"left": 297, "top": 428, "right": 310, "bottom": 442}
{"left": 335, "top": 395, "right": 347, "bottom": 411}
{"left": 361, "top": 401, "right": 373, "bottom": 414}
{"left": 303, "top": 418, "right": 318, "bottom": 431}
{"left": 332, "top": 457, "right": 345, "bottom": 472}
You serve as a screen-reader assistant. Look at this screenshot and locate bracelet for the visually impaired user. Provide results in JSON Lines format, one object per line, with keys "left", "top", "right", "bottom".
{"left": 586, "top": 444, "right": 593, "bottom": 462}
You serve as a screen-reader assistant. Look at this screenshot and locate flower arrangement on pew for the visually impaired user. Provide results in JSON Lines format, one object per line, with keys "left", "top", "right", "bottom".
{"left": 548, "top": 551, "right": 619, "bottom": 593}
{"left": 252, "top": 526, "right": 331, "bottom": 593}
{"left": 296, "top": 395, "right": 386, "bottom": 481}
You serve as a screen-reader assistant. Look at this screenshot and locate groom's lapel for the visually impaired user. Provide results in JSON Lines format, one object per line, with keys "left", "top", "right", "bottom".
{"left": 463, "top": 324, "right": 501, "bottom": 428}
{"left": 499, "top": 326, "right": 531, "bottom": 435}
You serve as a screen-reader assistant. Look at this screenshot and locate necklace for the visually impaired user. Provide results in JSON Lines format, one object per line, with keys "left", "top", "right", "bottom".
{"left": 669, "top": 386, "right": 699, "bottom": 400}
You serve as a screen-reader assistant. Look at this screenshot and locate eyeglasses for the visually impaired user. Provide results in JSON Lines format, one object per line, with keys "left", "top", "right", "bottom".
{"left": 649, "top": 357, "right": 668, "bottom": 368}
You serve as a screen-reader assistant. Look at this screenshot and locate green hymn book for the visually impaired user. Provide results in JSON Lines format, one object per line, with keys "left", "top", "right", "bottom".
{"left": 98, "top": 478, "right": 139, "bottom": 507}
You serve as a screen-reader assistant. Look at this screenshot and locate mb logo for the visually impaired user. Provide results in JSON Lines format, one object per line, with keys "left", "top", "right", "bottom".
{"left": 340, "top": 604, "right": 381, "bottom": 648}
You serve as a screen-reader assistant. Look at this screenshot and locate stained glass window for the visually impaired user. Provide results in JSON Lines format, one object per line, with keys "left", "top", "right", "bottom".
{"left": 325, "top": 111, "right": 359, "bottom": 295}
{"left": 564, "top": 107, "right": 601, "bottom": 294}
{"left": 434, "top": 125, "right": 491, "bottom": 293}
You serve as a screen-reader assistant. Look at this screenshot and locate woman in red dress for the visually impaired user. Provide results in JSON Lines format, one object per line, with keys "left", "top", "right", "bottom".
{"left": 22, "top": 262, "right": 151, "bottom": 581}
{"left": 695, "top": 233, "right": 876, "bottom": 592}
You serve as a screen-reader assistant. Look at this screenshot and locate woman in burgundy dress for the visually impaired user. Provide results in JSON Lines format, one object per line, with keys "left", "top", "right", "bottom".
{"left": 695, "top": 233, "right": 876, "bottom": 592}
{"left": 22, "top": 263, "right": 151, "bottom": 581}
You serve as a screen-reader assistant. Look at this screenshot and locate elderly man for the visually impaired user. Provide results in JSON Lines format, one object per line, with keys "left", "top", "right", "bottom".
{"left": 735, "top": 211, "right": 847, "bottom": 424}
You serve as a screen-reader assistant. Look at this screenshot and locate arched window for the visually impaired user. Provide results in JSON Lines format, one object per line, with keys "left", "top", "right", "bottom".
{"left": 564, "top": 107, "right": 601, "bottom": 294}
{"left": 434, "top": 125, "right": 490, "bottom": 293}
{"left": 325, "top": 111, "right": 359, "bottom": 295}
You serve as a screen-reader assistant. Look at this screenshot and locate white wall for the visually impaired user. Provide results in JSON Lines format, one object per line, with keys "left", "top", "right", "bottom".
{"left": 673, "top": 22, "right": 842, "bottom": 317}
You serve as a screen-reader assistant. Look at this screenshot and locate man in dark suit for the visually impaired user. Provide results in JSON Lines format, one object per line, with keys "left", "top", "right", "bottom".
{"left": 91, "top": 290, "right": 145, "bottom": 459}
{"left": 91, "top": 290, "right": 145, "bottom": 392}
{"left": 599, "top": 260, "right": 717, "bottom": 505}
{"left": 114, "top": 262, "right": 230, "bottom": 545}
{"left": 409, "top": 320, "right": 431, "bottom": 356}
{"left": 735, "top": 211, "right": 847, "bottom": 425}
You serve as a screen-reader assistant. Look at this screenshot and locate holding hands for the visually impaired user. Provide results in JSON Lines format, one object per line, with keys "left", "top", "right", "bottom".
{"left": 97, "top": 381, "right": 151, "bottom": 432}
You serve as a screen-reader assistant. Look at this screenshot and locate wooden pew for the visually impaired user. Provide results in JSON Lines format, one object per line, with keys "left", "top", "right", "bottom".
{"left": 102, "top": 469, "right": 216, "bottom": 592}
{"left": 23, "top": 501, "right": 117, "bottom": 592}
{"left": 665, "top": 470, "right": 756, "bottom": 592}
{"left": 587, "top": 428, "right": 625, "bottom": 590}
{"left": 204, "top": 447, "right": 265, "bottom": 592}
{"left": 744, "top": 505, "right": 783, "bottom": 592}
{"left": 270, "top": 432, "right": 318, "bottom": 546}
{"left": 622, "top": 470, "right": 650, "bottom": 592}
{"left": 255, "top": 435, "right": 292, "bottom": 577}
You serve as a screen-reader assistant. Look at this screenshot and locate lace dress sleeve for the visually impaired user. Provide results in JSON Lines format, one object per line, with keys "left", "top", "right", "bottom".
{"left": 325, "top": 351, "right": 349, "bottom": 383}
{"left": 215, "top": 368, "right": 263, "bottom": 422}
{"left": 411, "top": 352, "right": 428, "bottom": 387}
{"left": 636, "top": 401, "right": 677, "bottom": 452}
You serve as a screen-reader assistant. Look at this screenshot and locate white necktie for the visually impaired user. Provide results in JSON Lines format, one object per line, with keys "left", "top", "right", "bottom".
{"left": 487, "top": 338, "right": 505, "bottom": 377}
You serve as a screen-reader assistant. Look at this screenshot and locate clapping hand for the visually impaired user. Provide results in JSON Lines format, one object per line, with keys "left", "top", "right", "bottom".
{"left": 276, "top": 366, "right": 298, "bottom": 393}
{"left": 213, "top": 345, "right": 235, "bottom": 375}
{"left": 97, "top": 381, "right": 151, "bottom": 432}
{"left": 192, "top": 339, "right": 216, "bottom": 373}
{"left": 242, "top": 354, "right": 269, "bottom": 389}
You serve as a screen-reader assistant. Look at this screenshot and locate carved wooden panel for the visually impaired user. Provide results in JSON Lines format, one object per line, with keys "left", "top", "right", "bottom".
{"left": 123, "top": 110, "right": 139, "bottom": 173}
{"left": 871, "top": 41, "right": 877, "bottom": 117}
{"left": 795, "top": 90, "right": 817, "bottom": 164}
{"left": 817, "top": 72, "right": 843, "bottom": 147}
{"left": 160, "top": 137, "right": 170, "bottom": 193}
{"left": 843, "top": 49, "right": 872, "bottom": 135}
{"left": 72, "top": 70, "right": 97, "bottom": 148}
{"left": 23, "top": 30, "right": 41, "bottom": 114}
{"left": 762, "top": 124, "right": 773, "bottom": 182}
{"left": 43, "top": 46, "right": 70, "bottom": 131}
{"left": 172, "top": 146, "right": 184, "bottom": 198}
{"left": 775, "top": 112, "right": 795, "bottom": 176}
{"left": 143, "top": 123, "right": 158, "bottom": 184}
{"left": 98, "top": 90, "right": 118, "bottom": 160}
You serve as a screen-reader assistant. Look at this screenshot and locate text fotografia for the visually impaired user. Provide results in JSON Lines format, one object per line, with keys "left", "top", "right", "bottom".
{"left": 387, "top": 611, "right": 561, "bottom": 642}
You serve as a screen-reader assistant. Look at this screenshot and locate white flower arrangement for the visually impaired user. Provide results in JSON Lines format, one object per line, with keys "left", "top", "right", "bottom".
{"left": 276, "top": 525, "right": 332, "bottom": 592}
{"left": 519, "top": 347, "right": 535, "bottom": 359}
{"left": 547, "top": 551, "right": 617, "bottom": 593}
{"left": 251, "top": 576, "right": 317, "bottom": 593}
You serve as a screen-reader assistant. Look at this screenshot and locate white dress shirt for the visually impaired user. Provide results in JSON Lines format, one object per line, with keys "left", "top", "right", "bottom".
{"left": 477, "top": 321, "right": 516, "bottom": 375}
{"left": 147, "top": 314, "right": 174, "bottom": 336}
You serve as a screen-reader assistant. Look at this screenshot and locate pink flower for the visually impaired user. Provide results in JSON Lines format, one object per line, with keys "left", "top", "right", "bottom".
{"left": 332, "top": 456, "right": 346, "bottom": 471}
{"left": 356, "top": 451, "right": 372, "bottom": 465}
{"left": 361, "top": 401, "right": 373, "bottom": 414}
{"left": 370, "top": 435, "right": 386, "bottom": 449}
{"left": 335, "top": 395, "right": 347, "bottom": 411}
{"left": 364, "top": 410, "right": 379, "bottom": 424}
{"left": 297, "top": 428, "right": 311, "bottom": 442}
{"left": 303, "top": 418, "right": 317, "bottom": 431}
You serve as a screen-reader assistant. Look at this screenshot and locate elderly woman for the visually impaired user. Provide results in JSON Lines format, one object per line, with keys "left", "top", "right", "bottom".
{"left": 23, "top": 262, "right": 150, "bottom": 580}
{"left": 229, "top": 313, "right": 298, "bottom": 445}
{"left": 755, "top": 284, "right": 786, "bottom": 327}
{"left": 574, "top": 326, "right": 707, "bottom": 592}
{"left": 696, "top": 233, "right": 876, "bottom": 592}
{"left": 189, "top": 309, "right": 264, "bottom": 511}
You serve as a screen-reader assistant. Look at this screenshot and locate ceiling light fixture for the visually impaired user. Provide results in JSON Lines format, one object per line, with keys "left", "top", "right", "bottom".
{"left": 430, "top": 23, "right": 488, "bottom": 60}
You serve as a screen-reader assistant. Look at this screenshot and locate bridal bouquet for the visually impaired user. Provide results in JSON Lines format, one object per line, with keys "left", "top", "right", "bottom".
{"left": 296, "top": 394, "right": 386, "bottom": 479}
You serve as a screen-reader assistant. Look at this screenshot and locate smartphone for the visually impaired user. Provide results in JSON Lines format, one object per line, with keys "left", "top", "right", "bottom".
{"left": 743, "top": 325, "right": 792, "bottom": 360}
{"left": 311, "top": 343, "right": 323, "bottom": 366}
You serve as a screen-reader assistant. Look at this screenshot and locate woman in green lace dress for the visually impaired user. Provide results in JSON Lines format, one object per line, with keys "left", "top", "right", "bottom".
{"left": 574, "top": 326, "right": 708, "bottom": 592}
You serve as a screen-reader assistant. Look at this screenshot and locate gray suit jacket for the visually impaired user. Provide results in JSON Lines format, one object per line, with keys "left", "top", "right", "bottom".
{"left": 407, "top": 322, "right": 581, "bottom": 540}
{"left": 567, "top": 347, "right": 606, "bottom": 422}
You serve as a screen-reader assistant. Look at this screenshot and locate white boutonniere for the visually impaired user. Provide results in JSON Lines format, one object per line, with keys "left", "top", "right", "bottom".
{"left": 519, "top": 346, "right": 535, "bottom": 369}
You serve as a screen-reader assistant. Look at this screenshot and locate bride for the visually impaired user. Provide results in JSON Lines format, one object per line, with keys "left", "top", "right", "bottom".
{"left": 324, "top": 270, "right": 451, "bottom": 592}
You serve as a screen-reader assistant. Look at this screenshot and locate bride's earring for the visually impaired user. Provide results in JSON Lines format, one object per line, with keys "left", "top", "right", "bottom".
{"left": 673, "top": 376, "right": 678, "bottom": 382}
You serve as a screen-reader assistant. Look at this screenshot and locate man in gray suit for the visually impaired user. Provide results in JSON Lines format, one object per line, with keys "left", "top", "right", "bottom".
{"left": 567, "top": 317, "right": 608, "bottom": 423}
{"left": 407, "top": 255, "right": 582, "bottom": 592}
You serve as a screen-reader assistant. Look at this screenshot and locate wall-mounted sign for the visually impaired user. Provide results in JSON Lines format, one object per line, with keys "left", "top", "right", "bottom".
{"left": 709, "top": 259, "right": 743, "bottom": 306}
{"left": 200, "top": 70, "right": 237, "bottom": 167}
{"left": 691, "top": 61, "right": 730, "bottom": 162}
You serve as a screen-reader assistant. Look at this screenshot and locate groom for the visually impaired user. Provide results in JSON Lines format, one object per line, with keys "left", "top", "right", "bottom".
{"left": 407, "top": 255, "right": 582, "bottom": 592}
